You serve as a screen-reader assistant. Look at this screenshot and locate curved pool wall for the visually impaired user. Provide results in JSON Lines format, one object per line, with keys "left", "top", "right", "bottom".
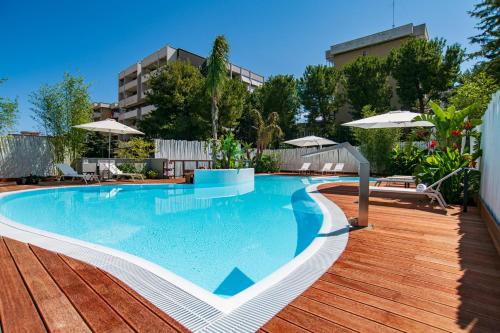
{"left": 194, "top": 168, "right": 254, "bottom": 185}
{"left": 0, "top": 176, "right": 350, "bottom": 332}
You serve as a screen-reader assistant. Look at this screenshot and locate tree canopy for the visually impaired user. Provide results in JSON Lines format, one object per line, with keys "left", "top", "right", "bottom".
{"left": 469, "top": 0, "right": 500, "bottom": 82}
{"left": 254, "top": 75, "right": 300, "bottom": 140}
{"left": 0, "top": 79, "right": 18, "bottom": 134}
{"left": 388, "top": 37, "right": 464, "bottom": 112}
{"left": 140, "top": 60, "right": 210, "bottom": 140}
{"left": 342, "top": 55, "right": 392, "bottom": 118}
{"left": 299, "top": 65, "right": 343, "bottom": 137}
{"left": 30, "top": 73, "right": 92, "bottom": 162}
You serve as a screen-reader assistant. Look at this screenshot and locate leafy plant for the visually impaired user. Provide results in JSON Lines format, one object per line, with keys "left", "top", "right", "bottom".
{"left": 255, "top": 154, "right": 280, "bottom": 173}
{"left": 146, "top": 169, "right": 159, "bottom": 179}
{"left": 114, "top": 137, "right": 154, "bottom": 160}
{"left": 388, "top": 144, "right": 426, "bottom": 176}
{"left": 211, "top": 132, "right": 243, "bottom": 169}
{"left": 413, "top": 101, "right": 482, "bottom": 149}
{"left": 118, "top": 163, "right": 138, "bottom": 173}
{"left": 416, "top": 148, "right": 472, "bottom": 204}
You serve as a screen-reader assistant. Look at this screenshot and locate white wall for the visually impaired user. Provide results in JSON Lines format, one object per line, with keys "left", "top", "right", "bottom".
{"left": 480, "top": 90, "right": 500, "bottom": 224}
{"left": 0, "top": 136, "right": 56, "bottom": 178}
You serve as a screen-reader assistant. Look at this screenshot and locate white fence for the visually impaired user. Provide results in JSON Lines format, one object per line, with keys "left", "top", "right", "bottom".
{"left": 0, "top": 136, "right": 56, "bottom": 178}
{"left": 480, "top": 91, "right": 500, "bottom": 224}
{"left": 155, "top": 139, "right": 211, "bottom": 160}
{"left": 264, "top": 147, "right": 359, "bottom": 173}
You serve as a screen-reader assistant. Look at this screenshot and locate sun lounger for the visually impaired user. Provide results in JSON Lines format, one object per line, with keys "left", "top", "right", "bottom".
{"left": 332, "top": 163, "right": 344, "bottom": 175}
{"left": 56, "top": 163, "right": 100, "bottom": 184}
{"left": 297, "top": 162, "right": 311, "bottom": 175}
{"left": 320, "top": 163, "right": 333, "bottom": 175}
{"left": 369, "top": 169, "right": 463, "bottom": 210}
{"left": 109, "top": 164, "right": 144, "bottom": 181}
{"left": 375, "top": 175, "right": 416, "bottom": 187}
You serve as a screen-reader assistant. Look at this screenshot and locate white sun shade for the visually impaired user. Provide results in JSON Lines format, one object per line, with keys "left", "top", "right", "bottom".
{"left": 342, "top": 110, "right": 434, "bottom": 129}
{"left": 73, "top": 119, "right": 144, "bottom": 135}
{"left": 284, "top": 135, "right": 337, "bottom": 147}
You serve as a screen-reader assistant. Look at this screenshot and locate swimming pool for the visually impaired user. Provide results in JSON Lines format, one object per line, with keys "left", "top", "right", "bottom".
{"left": 0, "top": 175, "right": 355, "bottom": 321}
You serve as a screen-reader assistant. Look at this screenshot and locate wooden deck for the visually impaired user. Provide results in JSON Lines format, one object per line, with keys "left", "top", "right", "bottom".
{"left": 261, "top": 183, "right": 500, "bottom": 333}
{"left": 0, "top": 181, "right": 499, "bottom": 332}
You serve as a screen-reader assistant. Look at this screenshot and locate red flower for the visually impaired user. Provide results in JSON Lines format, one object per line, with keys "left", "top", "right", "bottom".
{"left": 463, "top": 121, "right": 473, "bottom": 131}
{"left": 451, "top": 129, "right": 462, "bottom": 137}
{"left": 429, "top": 140, "right": 438, "bottom": 149}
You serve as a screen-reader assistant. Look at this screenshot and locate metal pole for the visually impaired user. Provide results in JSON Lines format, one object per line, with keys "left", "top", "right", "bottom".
{"left": 358, "top": 161, "right": 370, "bottom": 226}
{"left": 463, "top": 168, "right": 469, "bottom": 212}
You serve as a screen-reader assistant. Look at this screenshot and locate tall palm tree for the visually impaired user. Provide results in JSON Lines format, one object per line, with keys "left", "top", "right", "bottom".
{"left": 206, "top": 35, "right": 229, "bottom": 141}
{"left": 252, "top": 109, "right": 283, "bottom": 160}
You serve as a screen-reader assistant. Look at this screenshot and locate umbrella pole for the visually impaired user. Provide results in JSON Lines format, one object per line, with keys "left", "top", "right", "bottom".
{"left": 108, "top": 131, "right": 111, "bottom": 179}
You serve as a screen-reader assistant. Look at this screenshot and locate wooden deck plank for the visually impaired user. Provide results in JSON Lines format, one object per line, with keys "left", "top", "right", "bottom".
{"left": 103, "top": 270, "right": 190, "bottom": 333}
{"left": 60, "top": 254, "right": 180, "bottom": 333}
{"left": 31, "top": 245, "right": 134, "bottom": 332}
{"left": 0, "top": 238, "right": 46, "bottom": 333}
{"left": 4, "top": 238, "right": 91, "bottom": 333}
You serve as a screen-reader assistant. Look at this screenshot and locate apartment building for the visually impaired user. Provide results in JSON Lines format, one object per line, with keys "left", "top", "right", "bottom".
{"left": 325, "top": 23, "right": 428, "bottom": 121}
{"left": 101, "top": 45, "right": 265, "bottom": 127}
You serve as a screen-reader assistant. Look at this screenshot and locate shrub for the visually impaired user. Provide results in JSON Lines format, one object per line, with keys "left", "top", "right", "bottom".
{"left": 146, "top": 169, "right": 159, "bottom": 179}
{"left": 255, "top": 154, "right": 280, "bottom": 173}
{"left": 117, "top": 163, "right": 137, "bottom": 173}
{"left": 114, "top": 137, "right": 154, "bottom": 159}
{"left": 388, "top": 144, "right": 426, "bottom": 176}
{"left": 416, "top": 148, "right": 471, "bottom": 204}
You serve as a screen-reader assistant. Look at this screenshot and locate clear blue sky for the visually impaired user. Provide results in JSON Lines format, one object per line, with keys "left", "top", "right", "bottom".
{"left": 0, "top": 0, "right": 481, "bottom": 132}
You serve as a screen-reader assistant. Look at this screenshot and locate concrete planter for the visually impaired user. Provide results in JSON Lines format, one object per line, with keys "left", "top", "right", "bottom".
{"left": 194, "top": 168, "right": 254, "bottom": 186}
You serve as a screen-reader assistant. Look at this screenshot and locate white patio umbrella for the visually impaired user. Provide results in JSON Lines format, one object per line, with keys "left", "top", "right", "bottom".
{"left": 342, "top": 110, "right": 434, "bottom": 129}
{"left": 284, "top": 135, "right": 337, "bottom": 149}
{"left": 74, "top": 119, "right": 144, "bottom": 176}
{"left": 284, "top": 136, "right": 337, "bottom": 172}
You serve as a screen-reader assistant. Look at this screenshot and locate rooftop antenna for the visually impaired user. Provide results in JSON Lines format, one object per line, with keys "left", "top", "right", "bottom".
{"left": 392, "top": 0, "right": 395, "bottom": 28}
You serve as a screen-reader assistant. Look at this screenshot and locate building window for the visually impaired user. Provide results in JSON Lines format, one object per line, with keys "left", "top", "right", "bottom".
{"left": 362, "top": 50, "right": 368, "bottom": 56}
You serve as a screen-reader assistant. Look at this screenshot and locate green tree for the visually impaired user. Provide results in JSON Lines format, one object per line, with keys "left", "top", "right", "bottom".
{"left": 388, "top": 38, "right": 464, "bottom": 112}
{"left": 469, "top": 0, "right": 500, "bottom": 82}
{"left": 0, "top": 79, "right": 18, "bottom": 134}
{"left": 206, "top": 35, "right": 230, "bottom": 140}
{"left": 342, "top": 56, "right": 392, "bottom": 118}
{"left": 114, "top": 137, "right": 154, "bottom": 159}
{"left": 218, "top": 78, "right": 251, "bottom": 132}
{"left": 255, "top": 75, "right": 300, "bottom": 140}
{"left": 299, "top": 65, "right": 343, "bottom": 137}
{"left": 252, "top": 109, "right": 283, "bottom": 160}
{"left": 354, "top": 106, "right": 401, "bottom": 175}
{"left": 141, "top": 61, "right": 210, "bottom": 140}
{"left": 30, "top": 73, "right": 92, "bottom": 162}
{"left": 450, "top": 70, "right": 499, "bottom": 118}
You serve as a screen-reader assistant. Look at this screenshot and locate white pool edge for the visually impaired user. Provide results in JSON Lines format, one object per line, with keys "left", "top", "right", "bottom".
{"left": 0, "top": 181, "right": 349, "bottom": 332}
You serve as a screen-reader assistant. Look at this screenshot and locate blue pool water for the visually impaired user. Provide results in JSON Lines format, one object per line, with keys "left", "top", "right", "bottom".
{"left": 0, "top": 176, "right": 360, "bottom": 297}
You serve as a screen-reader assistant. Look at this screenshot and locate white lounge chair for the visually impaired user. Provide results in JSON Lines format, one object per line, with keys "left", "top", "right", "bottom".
{"left": 320, "top": 163, "right": 333, "bottom": 175}
{"left": 332, "top": 163, "right": 344, "bottom": 175}
{"left": 375, "top": 175, "right": 416, "bottom": 188}
{"left": 369, "top": 169, "right": 463, "bottom": 210}
{"left": 56, "top": 163, "right": 100, "bottom": 184}
{"left": 297, "top": 162, "right": 311, "bottom": 175}
{"left": 109, "top": 164, "right": 144, "bottom": 181}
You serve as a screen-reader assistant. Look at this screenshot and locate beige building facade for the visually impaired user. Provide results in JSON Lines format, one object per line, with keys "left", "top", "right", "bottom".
{"left": 93, "top": 44, "right": 264, "bottom": 128}
{"left": 325, "top": 23, "right": 428, "bottom": 122}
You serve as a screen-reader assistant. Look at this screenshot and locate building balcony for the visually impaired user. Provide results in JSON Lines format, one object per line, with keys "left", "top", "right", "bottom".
{"left": 123, "top": 78, "right": 138, "bottom": 92}
{"left": 141, "top": 104, "right": 156, "bottom": 117}
{"left": 118, "top": 108, "right": 139, "bottom": 121}
{"left": 118, "top": 94, "right": 138, "bottom": 108}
